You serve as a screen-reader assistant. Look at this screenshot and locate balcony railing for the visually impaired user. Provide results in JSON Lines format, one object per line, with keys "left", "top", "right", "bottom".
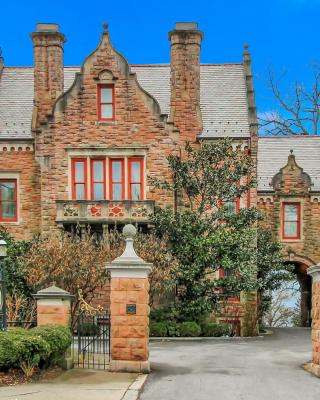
{"left": 56, "top": 200, "right": 155, "bottom": 224}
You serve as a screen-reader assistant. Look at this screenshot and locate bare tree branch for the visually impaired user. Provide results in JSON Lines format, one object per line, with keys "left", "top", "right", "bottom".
{"left": 259, "top": 66, "right": 320, "bottom": 136}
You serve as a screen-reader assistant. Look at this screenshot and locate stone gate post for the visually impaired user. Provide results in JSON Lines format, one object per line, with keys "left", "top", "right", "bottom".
{"left": 306, "top": 263, "right": 320, "bottom": 377}
{"left": 33, "top": 285, "right": 74, "bottom": 327}
{"left": 106, "top": 224, "right": 152, "bottom": 373}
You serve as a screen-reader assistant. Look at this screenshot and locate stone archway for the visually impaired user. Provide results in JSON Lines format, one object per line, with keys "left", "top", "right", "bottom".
{"left": 284, "top": 258, "right": 314, "bottom": 327}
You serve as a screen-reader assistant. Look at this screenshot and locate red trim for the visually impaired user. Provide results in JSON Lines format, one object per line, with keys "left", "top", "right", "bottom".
{"left": 109, "top": 158, "right": 125, "bottom": 200}
{"left": 282, "top": 202, "right": 301, "bottom": 240}
{"left": 0, "top": 179, "right": 18, "bottom": 222}
{"left": 219, "top": 198, "right": 240, "bottom": 213}
{"left": 128, "top": 158, "right": 144, "bottom": 200}
{"left": 71, "top": 158, "right": 87, "bottom": 200}
{"left": 90, "top": 159, "right": 106, "bottom": 200}
{"left": 98, "top": 85, "right": 115, "bottom": 121}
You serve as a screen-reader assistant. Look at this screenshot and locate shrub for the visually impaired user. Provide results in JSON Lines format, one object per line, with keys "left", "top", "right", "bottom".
{"left": 0, "top": 325, "right": 72, "bottom": 376}
{"left": 201, "top": 322, "right": 231, "bottom": 337}
{"left": 150, "top": 322, "right": 167, "bottom": 337}
{"left": 166, "top": 321, "right": 180, "bottom": 337}
{"left": 179, "top": 322, "right": 201, "bottom": 337}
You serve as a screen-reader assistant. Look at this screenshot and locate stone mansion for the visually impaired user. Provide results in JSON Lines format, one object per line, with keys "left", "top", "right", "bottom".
{"left": 0, "top": 22, "right": 319, "bottom": 327}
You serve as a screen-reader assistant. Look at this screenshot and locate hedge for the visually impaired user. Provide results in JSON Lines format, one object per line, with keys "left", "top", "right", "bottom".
{"left": 0, "top": 325, "right": 72, "bottom": 373}
{"left": 200, "top": 322, "right": 231, "bottom": 337}
{"left": 150, "top": 320, "right": 232, "bottom": 337}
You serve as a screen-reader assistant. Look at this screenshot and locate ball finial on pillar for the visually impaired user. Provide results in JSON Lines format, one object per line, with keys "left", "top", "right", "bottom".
{"left": 123, "top": 224, "right": 137, "bottom": 239}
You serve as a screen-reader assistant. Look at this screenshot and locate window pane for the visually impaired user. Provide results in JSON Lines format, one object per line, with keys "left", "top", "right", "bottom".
{"left": 131, "top": 161, "right": 141, "bottom": 182}
{"left": 112, "top": 183, "right": 123, "bottom": 200}
{"left": 93, "top": 183, "right": 104, "bottom": 200}
{"left": 75, "top": 162, "right": 84, "bottom": 183}
{"left": 131, "top": 183, "right": 141, "bottom": 200}
{"left": 284, "top": 221, "right": 298, "bottom": 237}
{"left": 285, "top": 205, "right": 298, "bottom": 222}
{"left": 93, "top": 160, "right": 104, "bottom": 182}
{"left": 224, "top": 201, "right": 236, "bottom": 214}
{"left": 101, "top": 88, "right": 112, "bottom": 103}
{"left": 101, "top": 104, "right": 113, "bottom": 119}
{"left": 75, "top": 184, "right": 85, "bottom": 200}
{"left": 112, "top": 161, "right": 122, "bottom": 182}
{"left": 2, "top": 202, "right": 15, "bottom": 218}
{"left": 1, "top": 182, "right": 15, "bottom": 201}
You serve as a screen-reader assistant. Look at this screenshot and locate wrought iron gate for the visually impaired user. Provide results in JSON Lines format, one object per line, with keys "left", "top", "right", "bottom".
{"left": 72, "top": 311, "right": 111, "bottom": 369}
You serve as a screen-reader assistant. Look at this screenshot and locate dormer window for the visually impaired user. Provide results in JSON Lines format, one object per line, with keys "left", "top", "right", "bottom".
{"left": 98, "top": 85, "right": 115, "bottom": 121}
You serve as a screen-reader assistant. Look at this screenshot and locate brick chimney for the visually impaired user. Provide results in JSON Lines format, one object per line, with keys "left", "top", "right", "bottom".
{"left": 30, "top": 23, "right": 66, "bottom": 127}
{"left": 168, "top": 22, "right": 203, "bottom": 143}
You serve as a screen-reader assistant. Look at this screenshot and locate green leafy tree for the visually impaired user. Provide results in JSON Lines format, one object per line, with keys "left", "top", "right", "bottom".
{"left": 150, "top": 139, "right": 260, "bottom": 322}
{"left": 256, "top": 228, "right": 293, "bottom": 322}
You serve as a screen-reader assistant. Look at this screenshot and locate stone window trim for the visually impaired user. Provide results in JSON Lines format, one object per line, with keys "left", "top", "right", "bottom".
{"left": 98, "top": 84, "right": 115, "bottom": 122}
{"left": 281, "top": 202, "right": 301, "bottom": 241}
{"left": 69, "top": 155, "right": 146, "bottom": 201}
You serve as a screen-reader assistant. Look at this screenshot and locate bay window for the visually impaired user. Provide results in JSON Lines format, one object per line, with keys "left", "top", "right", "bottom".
{"left": 0, "top": 179, "right": 17, "bottom": 222}
{"left": 71, "top": 157, "right": 145, "bottom": 201}
{"left": 282, "top": 202, "right": 301, "bottom": 240}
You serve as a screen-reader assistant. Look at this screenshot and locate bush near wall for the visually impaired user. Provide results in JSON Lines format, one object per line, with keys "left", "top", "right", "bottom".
{"left": 0, "top": 325, "right": 72, "bottom": 376}
{"left": 150, "top": 320, "right": 232, "bottom": 337}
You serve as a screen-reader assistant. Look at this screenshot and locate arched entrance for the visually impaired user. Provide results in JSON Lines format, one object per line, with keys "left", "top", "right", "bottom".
{"left": 284, "top": 258, "right": 313, "bottom": 327}
{"left": 293, "top": 262, "right": 312, "bottom": 327}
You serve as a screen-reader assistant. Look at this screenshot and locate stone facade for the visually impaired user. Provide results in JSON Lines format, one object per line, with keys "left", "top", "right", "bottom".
{"left": 0, "top": 22, "right": 258, "bottom": 335}
{"left": 258, "top": 151, "right": 320, "bottom": 326}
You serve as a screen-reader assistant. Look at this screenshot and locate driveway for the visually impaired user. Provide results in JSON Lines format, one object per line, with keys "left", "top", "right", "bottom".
{"left": 141, "top": 328, "right": 320, "bottom": 400}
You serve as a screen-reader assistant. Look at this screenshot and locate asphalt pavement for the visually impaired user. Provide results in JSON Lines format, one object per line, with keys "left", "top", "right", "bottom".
{"left": 141, "top": 328, "right": 320, "bottom": 400}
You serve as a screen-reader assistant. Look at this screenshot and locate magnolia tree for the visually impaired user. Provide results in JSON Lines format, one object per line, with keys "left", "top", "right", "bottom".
{"left": 150, "top": 139, "right": 260, "bottom": 322}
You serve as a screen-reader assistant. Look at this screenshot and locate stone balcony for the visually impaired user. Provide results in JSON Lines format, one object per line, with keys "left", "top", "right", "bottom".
{"left": 56, "top": 200, "right": 155, "bottom": 224}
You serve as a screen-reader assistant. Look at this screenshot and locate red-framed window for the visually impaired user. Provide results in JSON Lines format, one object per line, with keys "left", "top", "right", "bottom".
{"left": 98, "top": 85, "right": 115, "bottom": 121}
{"left": 71, "top": 158, "right": 87, "bottom": 200}
{"left": 109, "top": 159, "right": 125, "bottom": 201}
{"left": 90, "top": 159, "right": 106, "bottom": 200}
{"left": 282, "top": 202, "right": 301, "bottom": 240}
{"left": 128, "top": 158, "right": 144, "bottom": 200}
{"left": 0, "top": 179, "right": 18, "bottom": 222}
{"left": 218, "top": 268, "right": 240, "bottom": 302}
{"left": 218, "top": 198, "right": 240, "bottom": 213}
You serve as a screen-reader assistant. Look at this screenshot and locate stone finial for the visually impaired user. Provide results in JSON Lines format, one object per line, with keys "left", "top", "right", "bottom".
{"left": 102, "top": 22, "right": 108, "bottom": 32}
{"left": 290, "top": 149, "right": 294, "bottom": 154}
{"left": 243, "top": 43, "right": 250, "bottom": 59}
{"left": 106, "top": 224, "right": 152, "bottom": 277}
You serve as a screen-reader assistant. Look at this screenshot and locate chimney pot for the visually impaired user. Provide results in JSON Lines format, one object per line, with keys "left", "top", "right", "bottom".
{"left": 175, "top": 22, "right": 198, "bottom": 30}
{"left": 36, "top": 23, "right": 59, "bottom": 33}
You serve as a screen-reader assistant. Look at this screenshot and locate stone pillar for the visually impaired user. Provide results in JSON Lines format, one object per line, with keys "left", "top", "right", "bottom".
{"left": 33, "top": 285, "right": 74, "bottom": 327}
{"left": 106, "top": 224, "right": 152, "bottom": 373}
{"left": 306, "top": 264, "right": 320, "bottom": 377}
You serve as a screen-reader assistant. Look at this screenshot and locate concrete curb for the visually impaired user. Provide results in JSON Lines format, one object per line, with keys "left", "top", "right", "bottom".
{"left": 121, "top": 373, "right": 148, "bottom": 400}
{"left": 150, "top": 335, "right": 264, "bottom": 342}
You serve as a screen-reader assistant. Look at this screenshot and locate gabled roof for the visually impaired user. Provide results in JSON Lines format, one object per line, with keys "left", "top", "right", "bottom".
{"left": 0, "top": 64, "right": 250, "bottom": 139}
{"left": 258, "top": 136, "right": 320, "bottom": 192}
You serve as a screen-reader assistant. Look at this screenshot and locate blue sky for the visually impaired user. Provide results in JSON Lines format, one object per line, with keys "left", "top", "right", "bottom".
{"left": 1, "top": 0, "right": 320, "bottom": 114}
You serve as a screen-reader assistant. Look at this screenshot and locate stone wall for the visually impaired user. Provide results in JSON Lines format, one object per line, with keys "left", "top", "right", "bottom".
{"left": 0, "top": 144, "right": 41, "bottom": 239}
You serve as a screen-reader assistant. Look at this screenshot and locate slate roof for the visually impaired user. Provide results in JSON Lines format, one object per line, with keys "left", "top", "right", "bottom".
{"left": 258, "top": 136, "right": 320, "bottom": 192}
{"left": 0, "top": 64, "right": 250, "bottom": 139}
